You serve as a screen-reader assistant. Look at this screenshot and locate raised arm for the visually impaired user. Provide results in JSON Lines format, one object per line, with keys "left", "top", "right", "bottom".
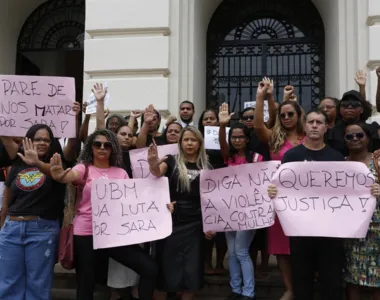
{"left": 93, "top": 83, "right": 107, "bottom": 130}
{"left": 50, "top": 153, "right": 81, "bottom": 184}
{"left": 263, "top": 77, "right": 277, "bottom": 129}
{"left": 0, "top": 137, "right": 19, "bottom": 160}
{"left": 253, "top": 81, "right": 272, "bottom": 144}
{"left": 147, "top": 142, "right": 168, "bottom": 177}
{"left": 218, "top": 103, "right": 234, "bottom": 161}
{"left": 136, "top": 105, "right": 155, "bottom": 148}
{"left": 354, "top": 70, "right": 367, "bottom": 101}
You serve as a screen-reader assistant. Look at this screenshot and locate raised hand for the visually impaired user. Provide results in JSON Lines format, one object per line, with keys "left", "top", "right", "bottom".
{"left": 17, "top": 138, "right": 40, "bottom": 166}
{"left": 143, "top": 105, "right": 156, "bottom": 124}
{"left": 91, "top": 83, "right": 107, "bottom": 102}
{"left": 354, "top": 70, "right": 367, "bottom": 86}
{"left": 257, "top": 81, "right": 268, "bottom": 96}
{"left": 218, "top": 103, "right": 234, "bottom": 125}
{"left": 131, "top": 110, "right": 142, "bottom": 119}
{"left": 50, "top": 153, "right": 71, "bottom": 181}
{"left": 263, "top": 77, "right": 274, "bottom": 94}
{"left": 72, "top": 101, "right": 81, "bottom": 117}
{"left": 165, "top": 115, "right": 177, "bottom": 126}
{"left": 283, "top": 85, "right": 295, "bottom": 101}
{"left": 147, "top": 141, "right": 167, "bottom": 168}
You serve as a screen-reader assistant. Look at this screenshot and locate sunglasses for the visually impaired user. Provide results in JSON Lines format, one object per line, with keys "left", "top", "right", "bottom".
{"left": 344, "top": 132, "right": 366, "bottom": 141}
{"left": 92, "top": 141, "right": 113, "bottom": 150}
{"left": 242, "top": 115, "right": 254, "bottom": 121}
{"left": 341, "top": 101, "right": 362, "bottom": 109}
{"left": 280, "top": 111, "right": 295, "bottom": 119}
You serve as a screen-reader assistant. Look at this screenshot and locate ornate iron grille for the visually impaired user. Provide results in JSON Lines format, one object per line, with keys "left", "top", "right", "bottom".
{"left": 17, "top": 0, "right": 85, "bottom": 51}
{"left": 207, "top": 0, "right": 325, "bottom": 116}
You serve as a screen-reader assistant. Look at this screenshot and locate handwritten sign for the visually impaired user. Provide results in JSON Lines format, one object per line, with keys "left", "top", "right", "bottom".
{"left": 244, "top": 101, "right": 269, "bottom": 122}
{"left": 204, "top": 126, "right": 230, "bottom": 150}
{"left": 86, "top": 82, "right": 111, "bottom": 115}
{"left": 91, "top": 177, "right": 172, "bottom": 249}
{"left": 271, "top": 161, "right": 376, "bottom": 238}
{"left": 200, "top": 161, "right": 280, "bottom": 232}
{"left": 0, "top": 75, "right": 75, "bottom": 138}
{"left": 129, "top": 144, "right": 178, "bottom": 178}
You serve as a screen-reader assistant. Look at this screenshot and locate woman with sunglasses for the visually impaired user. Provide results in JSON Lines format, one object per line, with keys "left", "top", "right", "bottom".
{"left": 50, "top": 128, "right": 160, "bottom": 300}
{"left": 254, "top": 81, "right": 305, "bottom": 300}
{"left": 343, "top": 122, "right": 380, "bottom": 300}
{"left": 218, "top": 103, "right": 264, "bottom": 300}
{"left": 197, "top": 109, "right": 228, "bottom": 275}
{"left": 326, "top": 90, "right": 380, "bottom": 156}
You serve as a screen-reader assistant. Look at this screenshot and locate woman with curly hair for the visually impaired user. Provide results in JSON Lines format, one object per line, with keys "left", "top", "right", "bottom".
{"left": 50, "top": 128, "right": 162, "bottom": 300}
{"left": 254, "top": 80, "right": 305, "bottom": 300}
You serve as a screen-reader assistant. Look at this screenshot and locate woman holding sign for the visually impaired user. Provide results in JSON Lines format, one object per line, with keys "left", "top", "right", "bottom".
{"left": 50, "top": 127, "right": 161, "bottom": 300}
{"left": 218, "top": 103, "right": 263, "bottom": 300}
{"left": 344, "top": 122, "right": 380, "bottom": 300}
{"left": 148, "top": 126, "right": 213, "bottom": 300}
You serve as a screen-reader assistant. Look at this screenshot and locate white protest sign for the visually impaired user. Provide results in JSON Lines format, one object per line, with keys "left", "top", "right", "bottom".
{"left": 86, "top": 82, "right": 111, "bottom": 115}
{"left": 0, "top": 75, "right": 76, "bottom": 138}
{"left": 204, "top": 126, "right": 230, "bottom": 150}
{"left": 271, "top": 161, "right": 376, "bottom": 238}
{"left": 91, "top": 177, "right": 172, "bottom": 249}
{"left": 244, "top": 101, "right": 269, "bottom": 122}
{"left": 200, "top": 161, "right": 280, "bottom": 232}
{"left": 129, "top": 144, "right": 178, "bottom": 178}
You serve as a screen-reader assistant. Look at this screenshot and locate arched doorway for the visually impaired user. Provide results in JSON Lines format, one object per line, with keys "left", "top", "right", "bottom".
{"left": 16, "top": 0, "right": 85, "bottom": 102}
{"left": 206, "top": 0, "right": 325, "bottom": 117}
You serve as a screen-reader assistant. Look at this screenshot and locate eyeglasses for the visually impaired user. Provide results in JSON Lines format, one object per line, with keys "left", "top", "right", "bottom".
{"left": 341, "top": 101, "right": 362, "bottom": 109}
{"left": 242, "top": 115, "right": 254, "bottom": 121}
{"left": 92, "top": 141, "right": 113, "bottom": 150}
{"left": 32, "top": 138, "right": 51, "bottom": 144}
{"left": 280, "top": 111, "right": 295, "bottom": 120}
{"left": 231, "top": 135, "right": 246, "bottom": 141}
{"left": 318, "top": 105, "right": 336, "bottom": 110}
{"left": 344, "top": 132, "right": 366, "bottom": 141}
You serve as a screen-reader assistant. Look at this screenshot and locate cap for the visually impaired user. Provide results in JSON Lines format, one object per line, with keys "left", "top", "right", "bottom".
{"left": 341, "top": 90, "right": 364, "bottom": 103}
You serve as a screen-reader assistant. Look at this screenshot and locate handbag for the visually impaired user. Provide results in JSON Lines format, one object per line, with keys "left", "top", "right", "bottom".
{"left": 58, "top": 165, "right": 89, "bottom": 270}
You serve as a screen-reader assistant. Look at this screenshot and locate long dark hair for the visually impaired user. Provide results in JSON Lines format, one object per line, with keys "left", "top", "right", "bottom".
{"left": 198, "top": 109, "right": 219, "bottom": 136}
{"left": 21, "top": 124, "right": 62, "bottom": 163}
{"left": 78, "top": 129, "right": 123, "bottom": 167}
{"left": 228, "top": 123, "right": 253, "bottom": 163}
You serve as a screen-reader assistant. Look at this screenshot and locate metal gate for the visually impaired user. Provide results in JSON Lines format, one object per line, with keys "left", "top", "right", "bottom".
{"left": 206, "top": 1, "right": 325, "bottom": 116}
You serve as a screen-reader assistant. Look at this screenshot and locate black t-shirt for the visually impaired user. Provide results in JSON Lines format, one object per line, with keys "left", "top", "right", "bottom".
{"left": 326, "top": 120, "right": 380, "bottom": 156}
{"left": 206, "top": 149, "right": 225, "bottom": 169}
{"left": 5, "top": 158, "right": 66, "bottom": 220}
{"left": 122, "top": 151, "right": 133, "bottom": 178}
{"left": 249, "top": 130, "right": 270, "bottom": 161}
{"left": 282, "top": 144, "right": 345, "bottom": 164}
{"left": 165, "top": 155, "right": 201, "bottom": 225}
{"left": 145, "top": 135, "right": 166, "bottom": 147}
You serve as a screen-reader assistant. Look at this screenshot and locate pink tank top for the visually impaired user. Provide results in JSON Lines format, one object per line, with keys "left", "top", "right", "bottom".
{"left": 270, "top": 138, "right": 305, "bottom": 161}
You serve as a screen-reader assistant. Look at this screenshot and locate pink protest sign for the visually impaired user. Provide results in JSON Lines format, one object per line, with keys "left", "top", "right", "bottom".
{"left": 91, "top": 177, "right": 172, "bottom": 249}
{"left": 200, "top": 161, "right": 280, "bottom": 232}
{"left": 129, "top": 143, "right": 178, "bottom": 178}
{"left": 0, "top": 75, "right": 75, "bottom": 138}
{"left": 271, "top": 161, "right": 376, "bottom": 238}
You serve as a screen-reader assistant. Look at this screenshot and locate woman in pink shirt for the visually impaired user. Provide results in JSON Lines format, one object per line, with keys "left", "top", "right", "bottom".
{"left": 50, "top": 129, "right": 162, "bottom": 300}
{"left": 254, "top": 81, "right": 305, "bottom": 300}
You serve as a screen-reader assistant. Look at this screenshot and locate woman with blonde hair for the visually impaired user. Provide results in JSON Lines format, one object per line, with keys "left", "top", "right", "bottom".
{"left": 254, "top": 80, "right": 305, "bottom": 300}
{"left": 148, "top": 126, "right": 214, "bottom": 300}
